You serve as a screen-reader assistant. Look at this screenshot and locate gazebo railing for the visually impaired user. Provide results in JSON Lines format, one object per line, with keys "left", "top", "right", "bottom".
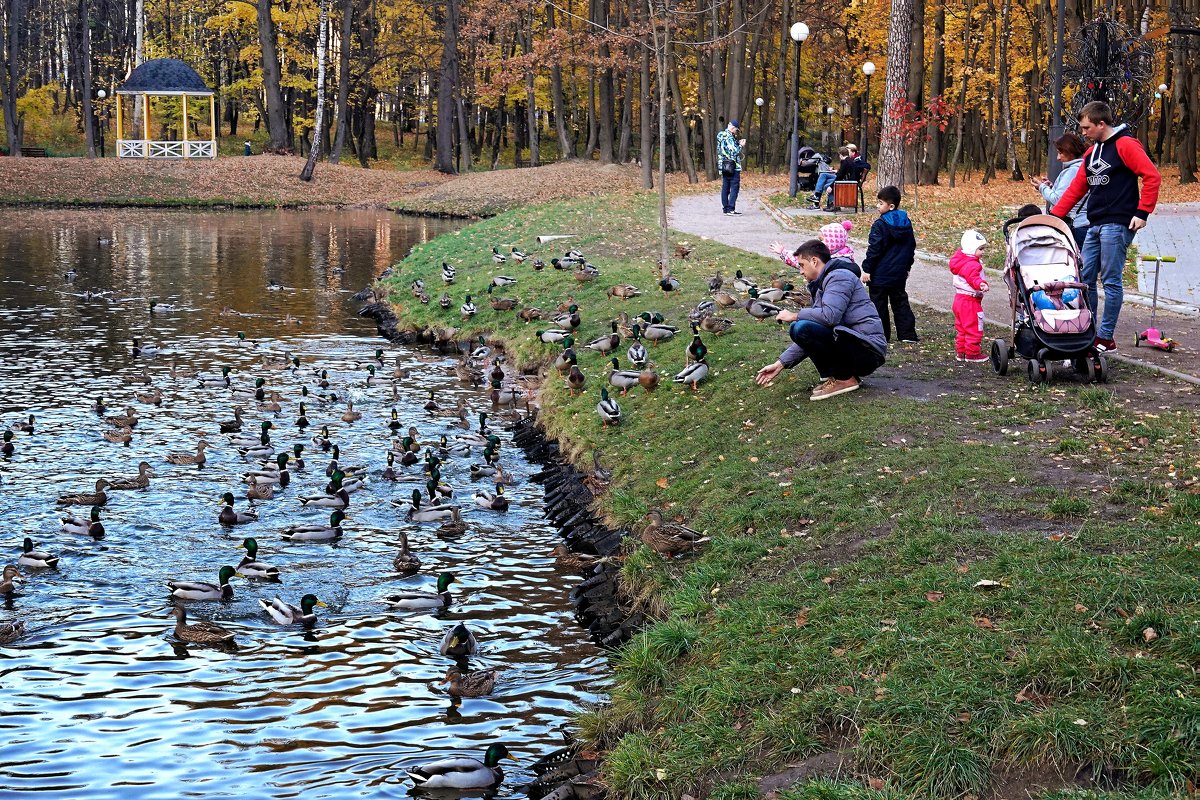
{"left": 117, "top": 139, "right": 216, "bottom": 159}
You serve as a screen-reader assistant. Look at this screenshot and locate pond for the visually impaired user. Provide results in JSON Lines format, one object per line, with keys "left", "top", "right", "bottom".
{"left": 0, "top": 208, "right": 608, "bottom": 798}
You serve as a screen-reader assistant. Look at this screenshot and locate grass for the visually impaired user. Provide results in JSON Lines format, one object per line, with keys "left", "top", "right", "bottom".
{"left": 379, "top": 192, "right": 1200, "bottom": 799}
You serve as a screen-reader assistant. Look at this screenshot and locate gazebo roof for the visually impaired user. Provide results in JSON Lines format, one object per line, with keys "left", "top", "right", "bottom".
{"left": 117, "top": 58, "right": 212, "bottom": 95}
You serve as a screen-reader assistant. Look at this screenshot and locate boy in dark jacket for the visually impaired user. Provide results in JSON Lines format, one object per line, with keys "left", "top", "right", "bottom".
{"left": 860, "top": 185, "right": 919, "bottom": 342}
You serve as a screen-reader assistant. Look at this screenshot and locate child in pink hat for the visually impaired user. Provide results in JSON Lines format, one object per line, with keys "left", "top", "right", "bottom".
{"left": 819, "top": 220, "right": 855, "bottom": 260}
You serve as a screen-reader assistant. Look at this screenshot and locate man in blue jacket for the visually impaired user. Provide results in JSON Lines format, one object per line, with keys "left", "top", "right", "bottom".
{"left": 755, "top": 239, "right": 888, "bottom": 400}
{"left": 861, "top": 185, "right": 919, "bottom": 342}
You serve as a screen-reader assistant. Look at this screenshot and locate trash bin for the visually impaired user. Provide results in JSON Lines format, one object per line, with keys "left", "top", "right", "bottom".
{"left": 244, "top": 142, "right": 252, "bottom": 156}
{"left": 833, "top": 181, "right": 858, "bottom": 211}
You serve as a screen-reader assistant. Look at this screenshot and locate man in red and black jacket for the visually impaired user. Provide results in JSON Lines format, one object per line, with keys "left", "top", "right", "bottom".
{"left": 1051, "top": 101, "right": 1160, "bottom": 352}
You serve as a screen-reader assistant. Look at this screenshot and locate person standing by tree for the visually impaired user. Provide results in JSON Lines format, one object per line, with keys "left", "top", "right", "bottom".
{"left": 717, "top": 120, "right": 746, "bottom": 216}
{"left": 1051, "top": 101, "right": 1160, "bottom": 352}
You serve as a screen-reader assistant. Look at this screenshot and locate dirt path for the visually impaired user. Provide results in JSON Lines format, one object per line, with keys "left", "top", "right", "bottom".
{"left": 670, "top": 188, "right": 1200, "bottom": 384}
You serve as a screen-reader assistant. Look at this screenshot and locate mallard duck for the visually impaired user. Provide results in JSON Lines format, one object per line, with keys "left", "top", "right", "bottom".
{"left": 473, "top": 485, "right": 509, "bottom": 511}
{"left": 404, "top": 489, "right": 459, "bottom": 523}
{"left": 687, "top": 325, "right": 709, "bottom": 364}
{"left": 410, "top": 278, "right": 426, "bottom": 297}
{"left": 441, "top": 262, "right": 456, "bottom": 284}
{"left": 378, "top": 451, "right": 398, "bottom": 481}
{"left": 103, "top": 426, "right": 132, "bottom": 445}
{"left": 437, "top": 435, "right": 471, "bottom": 459}
{"left": 442, "top": 666, "right": 499, "bottom": 698}
{"left": 218, "top": 407, "right": 244, "bottom": 433}
{"left": 311, "top": 425, "right": 333, "bottom": 451}
{"left": 259, "top": 593, "right": 327, "bottom": 626}
{"left": 638, "top": 369, "right": 660, "bottom": 393}
{"left": 167, "top": 605, "right": 237, "bottom": 645}
{"left": 713, "top": 290, "right": 738, "bottom": 307}
{"left": 491, "top": 246, "right": 508, "bottom": 264}
{"left": 642, "top": 322, "right": 680, "bottom": 345}
{"left": 219, "top": 493, "right": 258, "bottom": 525}
{"left": 573, "top": 264, "right": 600, "bottom": 283}
{"left": 488, "top": 286, "right": 520, "bottom": 311}
{"left": 0, "top": 564, "right": 24, "bottom": 595}
{"left": 18, "top": 537, "right": 58, "bottom": 569}
{"left": 282, "top": 510, "right": 347, "bottom": 541}
{"left": 231, "top": 421, "right": 273, "bottom": 448}
{"left": 150, "top": 300, "right": 182, "bottom": 313}
{"left": 732, "top": 270, "right": 757, "bottom": 293}
{"left": 553, "top": 305, "right": 582, "bottom": 332}
{"left": 607, "top": 284, "right": 642, "bottom": 300}
{"left": 409, "top": 743, "right": 513, "bottom": 791}
{"left": 135, "top": 388, "right": 162, "bottom": 406}
{"left": 131, "top": 338, "right": 160, "bottom": 357}
{"left": 196, "top": 366, "right": 232, "bottom": 388}
{"left": 517, "top": 307, "right": 543, "bottom": 322}
{"left": 566, "top": 361, "right": 586, "bottom": 394}
{"left": 57, "top": 479, "right": 110, "bottom": 506}
{"left": 423, "top": 391, "right": 441, "bottom": 413}
{"left": 563, "top": 248, "right": 585, "bottom": 263}
{"left": 756, "top": 283, "right": 794, "bottom": 303}
{"left": 299, "top": 487, "right": 351, "bottom": 509}
{"left": 438, "top": 622, "right": 481, "bottom": 657}
{"left": 460, "top": 295, "right": 477, "bottom": 318}
{"left": 294, "top": 402, "right": 310, "bottom": 429}
{"left": 168, "top": 565, "right": 240, "bottom": 601}
{"left": 238, "top": 434, "right": 274, "bottom": 460}
{"left": 596, "top": 388, "right": 622, "bottom": 426}
{"left": 744, "top": 288, "right": 782, "bottom": 320}
{"left": 537, "top": 328, "right": 572, "bottom": 345}
{"left": 490, "top": 380, "right": 524, "bottom": 408}
{"left": 236, "top": 538, "right": 280, "bottom": 580}
{"left": 641, "top": 509, "right": 710, "bottom": 557}
{"left": 550, "top": 543, "right": 608, "bottom": 571}
{"left": 699, "top": 314, "right": 736, "bottom": 335}
{"left": 658, "top": 274, "right": 682, "bottom": 292}
{"left": 490, "top": 274, "right": 518, "bottom": 288}
{"left": 674, "top": 360, "right": 709, "bottom": 391}
{"left": 584, "top": 322, "right": 621, "bottom": 355}
{"left": 11, "top": 413, "right": 34, "bottom": 433}
{"left": 625, "top": 326, "right": 648, "bottom": 369}
{"left": 325, "top": 469, "right": 364, "bottom": 494}
{"left": 383, "top": 572, "right": 456, "bottom": 610}
{"left": 62, "top": 506, "right": 105, "bottom": 538}
{"left": 290, "top": 443, "right": 306, "bottom": 471}
{"left": 104, "top": 406, "right": 139, "bottom": 429}
{"left": 607, "top": 357, "right": 642, "bottom": 395}
{"left": 244, "top": 453, "right": 291, "bottom": 487}
{"left": 552, "top": 339, "right": 577, "bottom": 375}
{"left": 392, "top": 355, "right": 411, "bottom": 380}
{"left": 109, "top": 461, "right": 153, "bottom": 490}
{"left": 708, "top": 271, "right": 725, "bottom": 292}
{"left": 689, "top": 299, "right": 717, "bottom": 321}
{"left": 437, "top": 507, "right": 469, "bottom": 536}
{"left": 166, "top": 441, "right": 209, "bottom": 466}
{"left": 0, "top": 619, "right": 25, "bottom": 644}
{"left": 393, "top": 531, "right": 421, "bottom": 573}
{"left": 246, "top": 481, "right": 274, "bottom": 500}
{"left": 364, "top": 365, "right": 380, "bottom": 386}
{"left": 231, "top": 378, "right": 267, "bottom": 403}
{"left": 510, "top": 247, "right": 528, "bottom": 262}
{"left": 340, "top": 399, "right": 362, "bottom": 423}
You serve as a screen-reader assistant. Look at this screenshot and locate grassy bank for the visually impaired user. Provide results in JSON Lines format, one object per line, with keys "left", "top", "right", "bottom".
{"left": 383, "top": 194, "right": 1198, "bottom": 799}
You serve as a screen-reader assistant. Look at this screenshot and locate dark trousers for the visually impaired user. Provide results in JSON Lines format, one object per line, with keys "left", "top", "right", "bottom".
{"left": 789, "top": 320, "right": 885, "bottom": 380}
{"left": 721, "top": 170, "right": 741, "bottom": 213}
{"left": 868, "top": 283, "right": 918, "bottom": 342}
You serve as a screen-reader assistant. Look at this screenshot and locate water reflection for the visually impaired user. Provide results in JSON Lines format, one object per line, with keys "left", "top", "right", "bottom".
{"left": 0, "top": 208, "right": 608, "bottom": 799}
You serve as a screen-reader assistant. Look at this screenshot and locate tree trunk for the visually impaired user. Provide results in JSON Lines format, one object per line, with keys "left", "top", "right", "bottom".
{"left": 256, "top": 0, "right": 290, "bottom": 152}
{"left": 435, "top": 0, "right": 460, "bottom": 173}
{"left": 617, "top": 67, "right": 633, "bottom": 162}
{"left": 2, "top": 0, "right": 26, "bottom": 155}
{"left": 548, "top": 3, "right": 573, "bottom": 159}
{"left": 667, "top": 42, "right": 697, "bottom": 183}
{"left": 523, "top": 5, "right": 539, "bottom": 167}
{"left": 904, "top": 0, "right": 924, "bottom": 183}
{"left": 876, "top": 0, "right": 914, "bottom": 189}
{"left": 300, "top": 0, "right": 330, "bottom": 181}
{"left": 769, "top": 0, "right": 790, "bottom": 171}
{"left": 584, "top": 66, "right": 598, "bottom": 158}
{"left": 596, "top": 0, "right": 614, "bottom": 163}
{"left": 948, "top": 0, "right": 974, "bottom": 187}
{"left": 998, "top": 0, "right": 1022, "bottom": 180}
{"left": 725, "top": 0, "right": 745, "bottom": 125}
{"left": 697, "top": 3, "right": 716, "bottom": 181}
{"left": 640, "top": 15, "right": 653, "bottom": 188}
{"left": 920, "top": 0, "right": 946, "bottom": 184}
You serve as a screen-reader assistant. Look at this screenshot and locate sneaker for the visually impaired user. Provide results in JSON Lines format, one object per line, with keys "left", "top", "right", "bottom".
{"left": 723, "top": 211, "right": 733, "bottom": 216}
{"left": 810, "top": 376, "right": 860, "bottom": 400}
{"left": 900, "top": 338, "right": 920, "bottom": 344}
{"left": 1094, "top": 337, "right": 1116, "bottom": 352}
{"left": 955, "top": 355, "right": 966, "bottom": 362}
{"left": 730, "top": 210, "right": 743, "bottom": 215}
{"left": 963, "top": 354, "right": 989, "bottom": 363}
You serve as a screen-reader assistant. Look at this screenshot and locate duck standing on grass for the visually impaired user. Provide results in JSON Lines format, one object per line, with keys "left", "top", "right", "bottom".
{"left": 596, "top": 388, "right": 622, "bottom": 426}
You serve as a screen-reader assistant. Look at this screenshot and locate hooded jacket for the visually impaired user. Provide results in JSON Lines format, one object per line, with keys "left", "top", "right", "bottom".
{"left": 949, "top": 249, "right": 987, "bottom": 298}
{"left": 1051, "top": 124, "right": 1159, "bottom": 227}
{"left": 779, "top": 257, "right": 887, "bottom": 367}
{"left": 861, "top": 209, "right": 917, "bottom": 288}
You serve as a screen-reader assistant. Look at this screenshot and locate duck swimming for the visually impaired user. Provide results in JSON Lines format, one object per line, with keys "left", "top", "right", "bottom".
{"left": 167, "top": 565, "right": 241, "bottom": 601}
{"left": 259, "top": 593, "right": 327, "bottom": 626}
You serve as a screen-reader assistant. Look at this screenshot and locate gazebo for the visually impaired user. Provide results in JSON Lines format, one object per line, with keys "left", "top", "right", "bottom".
{"left": 116, "top": 58, "right": 216, "bottom": 159}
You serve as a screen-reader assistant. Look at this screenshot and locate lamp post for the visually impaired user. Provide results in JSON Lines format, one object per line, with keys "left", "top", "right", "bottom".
{"left": 860, "top": 61, "right": 875, "bottom": 158}
{"left": 96, "top": 89, "right": 108, "bottom": 158}
{"left": 755, "top": 96, "right": 765, "bottom": 171}
{"left": 1156, "top": 83, "right": 1168, "bottom": 161}
{"left": 787, "top": 22, "right": 810, "bottom": 198}
{"left": 826, "top": 105, "right": 835, "bottom": 151}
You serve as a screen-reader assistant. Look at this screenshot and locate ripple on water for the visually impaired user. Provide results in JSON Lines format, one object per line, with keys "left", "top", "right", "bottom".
{"left": 0, "top": 209, "right": 609, "bottom": 798}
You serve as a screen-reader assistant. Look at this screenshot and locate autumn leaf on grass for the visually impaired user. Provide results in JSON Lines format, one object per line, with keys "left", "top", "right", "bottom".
{"left": 924, "top": 590, "right": 945, "bottom": 603}
{"left": 973, "top": 579, "right": 1005, "bottom": 590}
{"left": 974, "top": 616, "right": 995, "bottom": 630}
{"left": 868, "top": 778, "right": 887, "bottom": 790}
{"left": 655, "top": 477, "right": 669, "bottom": 490}
{"left": 794, "top": 608, "right": 809, "bottom": 627}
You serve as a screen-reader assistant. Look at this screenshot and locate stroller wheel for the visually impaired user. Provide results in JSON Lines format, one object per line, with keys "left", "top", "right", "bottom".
{"left": 1026, "top": 358, "right": 1042, "bottom": 384}
{"left": 991, "top": 339, "right": 1009, "bottom": 376}
{"left": 1094, "top": 355, "right": 1108, "bottom": 383}
{"left": 1043, "top": 358, "right": 1055, "bottom": 383}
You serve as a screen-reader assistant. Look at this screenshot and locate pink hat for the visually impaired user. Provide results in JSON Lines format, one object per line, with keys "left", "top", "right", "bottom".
{"left": 819, "top": 220, "right": 854, "bottom": 258}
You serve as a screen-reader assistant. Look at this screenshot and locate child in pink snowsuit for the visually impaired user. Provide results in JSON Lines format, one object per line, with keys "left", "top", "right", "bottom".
{"left": 949, "top": 230, "right": 990, "bottom": 362}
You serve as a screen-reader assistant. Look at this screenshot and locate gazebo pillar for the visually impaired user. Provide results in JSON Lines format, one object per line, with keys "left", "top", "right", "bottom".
{"left": 115, "top": 96, "right": 123, "bottom": 143}
{"left": 143, "top": 94, "right": 150, "bottom": 158}
{"left": 209, "top": 96, "right": 216, "bottom": 144}
{"left": 182, "top": 94, "right": 189, "bottom": 158}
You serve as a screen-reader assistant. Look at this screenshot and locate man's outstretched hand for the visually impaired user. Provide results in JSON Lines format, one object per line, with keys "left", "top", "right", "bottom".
{"left": 756, "top": 361, "right": 785, "bottom": 386}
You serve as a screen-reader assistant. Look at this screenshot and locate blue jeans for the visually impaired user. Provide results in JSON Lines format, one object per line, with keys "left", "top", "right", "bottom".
{"left": 1079, "top": 223, "right": 1135, "bottom": 340}
{"left": 812, "top": 172, "right": 835, "bottom": 200}
{"left": 721, "top": 170, "right": 741, "bottom": 213}
{"left": 788, "top": 319, "right": 884, "bottom": 380}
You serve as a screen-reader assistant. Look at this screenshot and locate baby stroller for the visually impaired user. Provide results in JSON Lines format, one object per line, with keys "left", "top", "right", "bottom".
{"left": 991, "top": 214, "right": 1109, "bottom": 383}
{"left": 795, "top": 147, "right": 822, "bottom": 193}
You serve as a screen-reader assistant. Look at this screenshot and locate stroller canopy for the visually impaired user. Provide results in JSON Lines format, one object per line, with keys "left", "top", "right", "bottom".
{"left": 1010, "top": 215, "right": 1078, "bottom": 289}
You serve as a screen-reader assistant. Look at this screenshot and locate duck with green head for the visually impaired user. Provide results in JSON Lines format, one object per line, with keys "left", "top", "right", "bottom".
{"left": 231, "top": 421, "right": 273, "bottom": 447}
{"left": 168, "top": 565, "right": 241, "bottom": 601}
{"left": 596, "top": 388, "right": 622, "bottom": 426}
{"left": 197, "top": 366, "right": 232, "bottom": 388}
{"left": 405, "top": 489, "right": 459, "bottom": 523}
{"left": 219, "top": 493, "right": 258, "bottom": 525}
{"left": 62, "top": 506, "right": 105, "bottom": 538}
{"left": 282, "top": 510, "right": 347, "bottom": 542}
{"left": 231, "top": 378, "right": 267, "bottom": 403}
{"left": 382, "top": 572, "right": 456, "bottom": 610}
{"left": 259, "top": 593, "right": 327, "bottom": 626}
{"left": 473, "top": 484, "right": 509, "bottom": 511}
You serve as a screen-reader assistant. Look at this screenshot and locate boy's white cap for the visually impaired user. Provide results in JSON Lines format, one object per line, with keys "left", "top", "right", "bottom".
{"left": 960, "top": 230, "right": 986, "bottom": 256}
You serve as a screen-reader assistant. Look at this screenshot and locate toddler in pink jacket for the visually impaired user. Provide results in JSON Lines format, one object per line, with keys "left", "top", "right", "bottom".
{"left": 949, "top": 230, "right": 990, "bottom": 362}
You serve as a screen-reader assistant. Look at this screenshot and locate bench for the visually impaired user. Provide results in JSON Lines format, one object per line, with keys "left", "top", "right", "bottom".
{"left": 19, "top": 147, "right": 48, "bottom": 158}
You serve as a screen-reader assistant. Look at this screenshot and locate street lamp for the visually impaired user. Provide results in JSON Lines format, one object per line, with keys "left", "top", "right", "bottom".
{"left": 787, "top": 22, "right": 810, "bottom": 198}
{"left": 860, "top": 61, "right": 876, "bottom": 158}
{"left": 1156, "top": 83, "right": 1169, "bottom": 161}
{"left": 826, "top": 105, "right": 835, "bottom": 151}
{"left": 96, "top": 88, "right": 108, "bottom": 158}
{"left": 755, "top": 96, "right": 765, "bottom": 171}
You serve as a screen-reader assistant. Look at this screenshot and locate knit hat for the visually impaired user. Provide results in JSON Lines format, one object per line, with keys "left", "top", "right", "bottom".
{"left": 960, "top": 229, "right": 986, "bottom": 256}
{"left": 819, "top": 220, "right": 855, "bottom": 258}
{"left": 729, "top": 119, "right": 740, "bottom": 128}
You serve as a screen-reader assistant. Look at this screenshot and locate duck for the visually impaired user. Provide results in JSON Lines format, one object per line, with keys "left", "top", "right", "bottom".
{"left": 438, "top": 435, "right": 472, "bottom": 459}
{"left": 584, "top": 322, "right": 621, "bottom": 355}
{"left": 487, "top": 285, "right": 520, "bottom": 311}
{"left": 607, "top": 357, "right": 642, "bottom": 395}
{"left": 732, "top": 270, "right": 758, "bottom": 293}
{"left": 442, "top": 666, "right": 499, "bottom": 698}
{"left": 756, "top": 283, "right": 794, "bottom": 303}
{"left": 563, "top": 248, "right": 585, "bottom": 263}
{"left": 18, "top": 537, "right": 58, "bottom": 569}
{"left": 131, "top": 338, "right": 159, "bottom": 357}
{"left": 393, "top": 530, "right": 421, "bottom": 573}
{"left": 566, "top": 360, "right": 586, "bottom": 394}
{"left": 574, "top": 264, "right": 600, "bottom": 283}
{"left": 713, "top": 289, "right": 739, "bottom": 308}
{"left": 217, "top": 407, "right": 245, "bottom": 434}
{"left": 340, "top": 399, "right": 362, "bottom": 423}
{"left": 438, "top": 622, "right": 481, "bottom": 657}
{"left": 104, "top": 407, "right": 139, "bottom": 429}
{"left": 687, "top": 325, "right": 709, "bottom": 364}
{"left": 299, "top": 487, "right": 351, "bottom": 509}
{"left": 244, "top": 453, "right": 291, "bottom": 487}
{"left": 135, "top": 388, "right": 163, "bottom": 406}
{"left": 381, "top": 451, "right": 399, "bottom": 481}
{"left": 642, "top": 321, "right": 680, "bottom": 346}
{"left": 231, "top": 421, "right": 273, "bottom": 447}
{"left": 238, "top": 434, "right": 275, "bottom": 460}
{"left": 364, "top": 365, "right": 381, "bottom": 386}
{"left": 596, "top": 388, "right": 622, "bottom": 426}
{"left": 607, "top": 284, "right": 642, "bottom": 300}
{"left": 290, "top": 443, "right": 306, "bottom": 470}
{"left": 490, "top": 378, "right": 523, "bottom": 408}
{"left": 441, "top": 262, "right": 456, "bottom": 284}
{"left": 658, "top": 274, "right": 682, "bottom": 293}
{"left": 0, "top": 619, "right": 25, "bottom": 644}
{"left": 109, "top": 461, "right": 153, "bottom": 490}
{"left": 93, "top": 396, "right": 107, "bottom": 414}
{"left": 517, "top": 306, "right": 543, "bottom": 322}
{"left": 167, "top": 605, "right": 237, "bottom": 645}
{"left": 57, "top": 479, "right": 110, "bottom": 506}
{"left": 165, "top": 440, "right": 209, "bottom": 466}
{"left": 410, "top": 278, "right": 426, "bottom": 297}
{"left": 674, "top": 360, "right": 709, "bottom": 391}
{"left": 282, "top": 510, "right": 347, "bottom": 541}
{"left": 196, "top": 366, "right": 232, "bottom": 388}
{"left": 491, "top": 246, "right": 507, "bottom": 264}
{"left": 231, "top": 379, "right": 266, "bottom": 404}
{"left": 12, "top": 414, "right": 35, "bottom": 433}
{"left": 551, "top": 543, "right": 609, "bottom": 572}
{"left": 744, "top": 288, "right": 782, "bottom": 320}
{"left": 510, "top": 247, "right": 528, "bottom": 262}
{"left": 699, "top": 313, "right": 736, "bottom": 335}
{"left": 473, "top": 484, "right": 509, "bottom": 511}
{"left": 408, "top": 743, "right": 513, "bottom": 791}
{"left": 382, "top": 572, "right": 456, "bottom": 610}
{"left": 404, "top": 489, "right": 459, "bottom": 523}
{"left": 0, "top": 564, "right": 24, "bottom": 596}
{"left": 312, "top": 425, "right": 334, "bottom": 451}
{"left": 468, "top": 336, "right": 492, "bottom": 362}
{"left": 246, "top": 481, "right": 274, "bottom": 501}
{"left": 641, "top": 509, "right": 711, "bottom": 557}
{"left": 259, "top": 594, "right": 327, "bottom": 626}
{"left": 553, "top": 338, "right": 577, "bottom": 374}
{"left": 295, "top": 402, "right": 310, "bottom": 429}
{"left": 709, "top": 272, "right": 725, "bottom": 291}
{"left": 537, "top": 328, "right": 573, "bottom": 345}
{"left": 531, "top": 258, "right": 546, "bottom": 271}
{"left": 675, "top": 243, "right": 693, "bottom": 259}
{"left": 325, "top": 469, "right": 364, "bottom": 494}
{"left": 237, "top": 538, "right": 280, "bottom": 580}
{"left": 460, "top": 295, "right": 477, "bottom": 318}
{"left": 423, "top": 391, "right": 440, "bottom": 413}
{"left": 689, "top": 299, "right": 717, "bottom": 321}
{"left": 392, "top": 355, "right": 411, "bottom": 379}
{"left": 491, "top": 274, "right": 518, "bottom": 288}
{"left": 103, "top": 426, "right": 132, "bottom": 445}
{"left": 219, "top": 493, "right": 258, "bottom": 525}
{"left": 62, "top": 506, "right": 105, "bottom": 538}
{"left": 168, "top": 565, "right": 240, "bottom": 601}
{"left": 326, "top": 447, "right": 368, "bottom": 479}
{"left": 627, "top": 325, "right": 648, "bottom": 368}
{"left": 553, "top": 305, "right": 582, "bottom": 333}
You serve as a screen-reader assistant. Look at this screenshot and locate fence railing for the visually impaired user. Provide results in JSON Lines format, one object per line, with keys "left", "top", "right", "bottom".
{"left": 117, "top": 139, "right": 216, "bottom": 159}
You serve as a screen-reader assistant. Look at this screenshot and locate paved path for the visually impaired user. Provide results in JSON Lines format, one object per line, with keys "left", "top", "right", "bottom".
{"left": 670, "top": 189, "right": 1200, "bottom": 384}
{"left": 1127, "top": 203, "right": 1200, "bottom": 305}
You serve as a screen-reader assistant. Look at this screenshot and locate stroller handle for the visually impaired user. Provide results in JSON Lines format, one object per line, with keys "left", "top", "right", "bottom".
{"left": 1139, "top": 254, "right": 1177, "bottom": 263}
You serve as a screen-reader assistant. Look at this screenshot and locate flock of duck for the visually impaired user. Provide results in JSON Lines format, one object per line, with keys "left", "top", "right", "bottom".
{"left": 0, "top": 320, "right": 578, "bottom": 792}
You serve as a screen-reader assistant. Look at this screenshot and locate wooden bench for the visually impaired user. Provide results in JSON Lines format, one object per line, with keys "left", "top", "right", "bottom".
{"left": 19, "top": 147, "right": 48, "bottom": 158}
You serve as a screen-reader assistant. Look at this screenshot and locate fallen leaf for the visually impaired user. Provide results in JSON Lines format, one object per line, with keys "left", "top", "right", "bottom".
{"left": 655, "top": 478, "right": 669, "bottom": 489}
{"left": 1074, "top": 603, "right": 1089, "bottom": 613}
{"left": 956, "top": 564, "right": 970, "bottom": 574}
{"left": 831, "top": 647, "right": 846, "bottom": 657}
{"left": 957, "top": 712, "right": 973, "bottom": 723}
{"left": 925, "top": 590, "right": 945, "bottom": 603}
{"left": 794, "top": 608, "right": 809, "bottom": 627}
{"left": 974, "top": 579, "right": 1003, "bottom": 590}
{"left": 974, "top": 616, "right": 995, "bottom": 630}
{"left": 835, "top": 685, "right": 855, "bottom": 696}
{"left": 868, "top": 778, "right": 886, "bottom": 790}
{"left": 822, "top": 575, "right": 835, "bottom": 585}
{"left": 1142, "top": 626, "right": 1159, "bottom": 643}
